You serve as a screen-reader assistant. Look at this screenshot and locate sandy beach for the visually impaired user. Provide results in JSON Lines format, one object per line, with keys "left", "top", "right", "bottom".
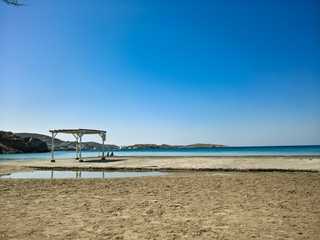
{"left": 1, "top": 156, "right": 320, "bottom": 239}
{"left": 0, "top": 172, "right": 319, "bottom": 239}
{"left": 2, "top": 0, "right": 319, "bottom": 238}
{"left": 1, "top": 155, "right": 320, "bottom": 175}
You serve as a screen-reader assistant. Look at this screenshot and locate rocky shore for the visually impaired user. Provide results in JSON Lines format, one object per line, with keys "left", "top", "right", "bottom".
{"left": 0, "top": 131, "right": 49, "bottom": 154}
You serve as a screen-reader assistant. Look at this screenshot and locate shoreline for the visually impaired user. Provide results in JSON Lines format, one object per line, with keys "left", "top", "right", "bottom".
{"left": 0, "top": 155, "right": 319, "bottom": 176}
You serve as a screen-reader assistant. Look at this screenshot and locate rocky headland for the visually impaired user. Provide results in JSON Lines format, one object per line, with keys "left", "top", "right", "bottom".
{"left": 0, "top": 131, "right": 49, "bottom": 154}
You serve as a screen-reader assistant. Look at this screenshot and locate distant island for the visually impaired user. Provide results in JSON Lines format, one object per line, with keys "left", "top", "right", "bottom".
{"left": 0, "top": 131, "right": 228, "bottom": 154}
{"left": 125, "top": 143, "right": 228, "bottom": 149}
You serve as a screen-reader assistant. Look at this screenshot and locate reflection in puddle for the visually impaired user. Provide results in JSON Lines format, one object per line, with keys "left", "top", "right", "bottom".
{"left": 0, "top": 171, "right": 170, "bottom": 179}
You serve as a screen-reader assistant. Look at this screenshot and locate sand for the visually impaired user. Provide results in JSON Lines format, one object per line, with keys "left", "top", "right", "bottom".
{"left": 1, "top": 156, "right": 320, "bottom": 175}
{"left": 0, "top": 156, "right": 319, "bottom": 239}
{"left": 0, "top": 172, "right": 319, "bottom": 239}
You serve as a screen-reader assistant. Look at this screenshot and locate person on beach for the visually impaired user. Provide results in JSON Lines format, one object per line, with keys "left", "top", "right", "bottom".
{"left": 110, "top": 152, "right": 114, "bottom": 157}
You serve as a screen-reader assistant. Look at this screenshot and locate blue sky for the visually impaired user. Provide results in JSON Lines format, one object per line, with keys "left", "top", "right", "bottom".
{"left": 1, "top": 0, "right": 319, "bottom": 146}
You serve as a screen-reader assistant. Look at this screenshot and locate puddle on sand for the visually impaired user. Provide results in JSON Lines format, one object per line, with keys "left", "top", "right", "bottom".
{"left": 0, "top": 171, "right": 170, "bottom": 179}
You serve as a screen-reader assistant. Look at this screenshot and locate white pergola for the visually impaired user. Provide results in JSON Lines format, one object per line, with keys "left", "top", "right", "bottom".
{"left": 49, "top": 129, "right": 106, "bottom": 162}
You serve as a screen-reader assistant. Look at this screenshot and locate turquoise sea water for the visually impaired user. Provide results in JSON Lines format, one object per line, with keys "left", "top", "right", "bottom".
{"left": 0, "top": 145, "right": 319, "bottom": 162}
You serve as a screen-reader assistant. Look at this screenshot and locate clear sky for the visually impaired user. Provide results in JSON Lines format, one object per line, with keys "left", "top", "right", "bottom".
{"left": 1, "top": 0, "right": 319, "bottom": 146}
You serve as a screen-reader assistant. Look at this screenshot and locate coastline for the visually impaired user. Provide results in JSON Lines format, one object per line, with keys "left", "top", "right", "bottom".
{"left": 0, "top": 155, "right": 319, "bottom": 176}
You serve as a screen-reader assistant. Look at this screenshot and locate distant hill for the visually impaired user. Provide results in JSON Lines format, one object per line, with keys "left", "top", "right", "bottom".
{"left": 12, "top": 133, "right": 228, "bottom": 151}
{"left": 184, "top": 143, "right": 228, "bottom": 148}
{"left": 125, "top": 143, "right": 229, "bottom": 149}
{"left": 82, "top": 141, "right": 120, "bottom": 150}
{"left": 15, "top": 133, "right": 65, "bottom": 144}
{"left": 0, "top": 131, "right": 49, "bottom": 154}
{"left": 14, "top": 133, "right": 119, "bottom": 151}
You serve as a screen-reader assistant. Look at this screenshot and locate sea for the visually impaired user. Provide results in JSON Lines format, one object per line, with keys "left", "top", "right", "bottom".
{"left": 0, "top": 145, "right": 319, "bottom": 162}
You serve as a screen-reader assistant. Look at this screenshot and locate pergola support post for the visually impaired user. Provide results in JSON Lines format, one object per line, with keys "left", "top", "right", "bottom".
{"left": 51, "top": 132, "right": 57, "bottom": 162}
{"left": 100, "top": 132, "right": 106, "bottom": 160}
{"left": 79, "top": 133, "right": 84, "bottom": 162}
{"left": 76, "top": 141, "right": 79, "bottom": 159}
{"left": 72, "top": 133, "right": 79, "bottom": 160}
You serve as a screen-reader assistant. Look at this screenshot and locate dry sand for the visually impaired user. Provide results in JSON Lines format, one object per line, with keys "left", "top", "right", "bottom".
{"left": 0, "top": 156, "right": 319, "bottom": 239}
{"left": 0, "top": 172, "right": 319, "bottom": 239}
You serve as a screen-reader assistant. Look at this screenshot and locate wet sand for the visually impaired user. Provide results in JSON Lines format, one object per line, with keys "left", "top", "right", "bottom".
{"left": 1, "top": 155, "right": 319, "bottom": 175}
{"left": 0, "top": 156, "right": 319, "bottom": 239}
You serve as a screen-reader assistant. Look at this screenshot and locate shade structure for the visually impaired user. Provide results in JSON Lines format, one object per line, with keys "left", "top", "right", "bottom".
{"left": 49, "top": 129, "right": 107, "bottom": 162}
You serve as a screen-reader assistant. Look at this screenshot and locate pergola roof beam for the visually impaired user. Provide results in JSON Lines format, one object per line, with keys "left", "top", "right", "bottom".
{"left": 49, "top": 129, "right": 106, "bottom": 135}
